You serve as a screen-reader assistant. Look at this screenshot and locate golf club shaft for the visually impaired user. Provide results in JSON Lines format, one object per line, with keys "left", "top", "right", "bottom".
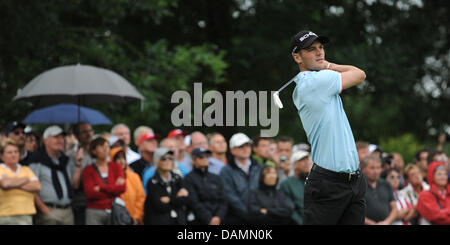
{"left": 277, "top": 75, "right": 296, "bottom": 93}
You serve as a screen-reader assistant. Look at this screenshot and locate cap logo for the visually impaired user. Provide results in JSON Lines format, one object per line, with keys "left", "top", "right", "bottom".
{"left": 299, "top": 31, "right": 317, "bottom": 42}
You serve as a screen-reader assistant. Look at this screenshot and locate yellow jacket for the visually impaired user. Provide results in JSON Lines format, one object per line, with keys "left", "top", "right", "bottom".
{"left": 120, "top": 168, "right": 146, "bottom": 223}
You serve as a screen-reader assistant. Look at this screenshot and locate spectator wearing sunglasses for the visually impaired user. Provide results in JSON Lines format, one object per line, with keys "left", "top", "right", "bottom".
{"left": 184, "top": 147, "right": 227, "bottom": 225}
{"left": 4, "top": 121, "right": 31, "bottom": 165}
{"left": 383, "top": 168, "right": 416, "bottom": 225}
{"left": 143, "top": 148, "right": 189, "bottom": 225}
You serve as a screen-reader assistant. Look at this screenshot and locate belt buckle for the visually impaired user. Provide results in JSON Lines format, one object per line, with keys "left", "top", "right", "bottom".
{"left": 348, "top": 172, "right": 355, "bottom": 182}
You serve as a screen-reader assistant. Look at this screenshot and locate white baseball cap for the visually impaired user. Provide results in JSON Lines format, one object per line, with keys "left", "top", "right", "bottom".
{"left": 43, "top": 125, "right": 65, "bottom": 139}
{"left": 229, "top": 133, "right": 252, "bottom": 149}
{"left": 290, "top": 150, "right": 310, "bottom": 164}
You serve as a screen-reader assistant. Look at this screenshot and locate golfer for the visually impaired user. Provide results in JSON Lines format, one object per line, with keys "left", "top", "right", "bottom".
{"left": 289, "top": 30, "right": 367, "bottom": 225}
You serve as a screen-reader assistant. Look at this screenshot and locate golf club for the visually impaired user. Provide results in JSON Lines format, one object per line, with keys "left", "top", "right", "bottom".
{"left": 273, "top": 74, "right": 297, "bottom": 109}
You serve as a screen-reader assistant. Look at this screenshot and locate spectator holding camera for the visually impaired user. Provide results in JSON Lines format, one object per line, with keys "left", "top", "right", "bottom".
{"left": 276, "top": 136, "right": 294, "bottom": 186}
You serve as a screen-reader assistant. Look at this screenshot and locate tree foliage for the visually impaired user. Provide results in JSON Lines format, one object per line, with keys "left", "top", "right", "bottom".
{"left": 1, "top": 0, "right": 448, "bottom": 151}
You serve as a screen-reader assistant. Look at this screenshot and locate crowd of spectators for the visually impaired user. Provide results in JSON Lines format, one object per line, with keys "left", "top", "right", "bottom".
{"left": 0, "top": 120, "right": 448, "bottom": 225}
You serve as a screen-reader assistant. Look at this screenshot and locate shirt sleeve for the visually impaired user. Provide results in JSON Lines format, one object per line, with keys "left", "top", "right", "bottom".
{"left": 28, "top": 163, "right": 41, "bottom": 180}
{"left": 315, "top": 70, "right": 342, "bottom": 97}
{"left": 24, "top": 166, "right": 38, "bottom": 181}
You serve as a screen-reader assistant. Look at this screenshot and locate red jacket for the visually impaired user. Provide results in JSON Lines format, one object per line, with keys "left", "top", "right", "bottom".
{"left": 416, "top": 161, "right": 450, "bottom": 225}
{"left": 83, "top": 162, "right": 126, "bottom": 210}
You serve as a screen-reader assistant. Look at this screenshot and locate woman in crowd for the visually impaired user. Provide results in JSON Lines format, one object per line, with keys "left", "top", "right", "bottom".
{"left": 248, "top": 165, "right": 293, "bottom": 225}
{"left": 0, "top": 138, "right": 41, "bottom": 225}
{"left": 83, "top": 137, "right": 126, "bottom": 225}
{"left": 400, "top": 164, "right": 430, "bottom": 225}
{"left": 143, "top": 147, "right": 189, "bottom": 225}
{"left": 383, "top": 168, "right": 415, "bottom": 225}
{"left": 110, "top": 146, "right": 146, "bottom": 225}
{"left": 416, "top": 161, "right": 450, "bottom": 225}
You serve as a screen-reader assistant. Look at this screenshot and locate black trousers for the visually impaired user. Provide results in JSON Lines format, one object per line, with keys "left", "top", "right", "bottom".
{"left": 303, "top": 164, "right": 367, "bottom": 225}
{"left": 72, "top": 206, "right": 86, "bottom": 225}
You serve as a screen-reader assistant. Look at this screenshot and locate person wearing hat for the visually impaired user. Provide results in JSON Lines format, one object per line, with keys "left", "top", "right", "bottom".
{"left": 141, "top": 138, "right": 189, "bottom": 195}
{"left": 416, "top": 161, "right": 450, "bottom": 225}
{"left": 167, "top": 129, "right": 191, "bottom": 170}
{"left": 143, "top": 147, "right": 189, "bottom": 225}
{"left": 219, "top": 132, "right": 262, "bottom": 225}
{"left": 130, "top": 132, "right": 161, "bottom": 179}
{"left": 4, "top": 121, "right": 31, "bottom": 165}
{"left": 28, "top": 125, "right": 75, "bottom": 225}
{"left": 184, "top": 147, "right": 227, "bottom": 225}
{"left": 279, "top": 150, "right": 312, "bottom": 225}
{"left": 110, "top": 146, "right": 146, "bottom": 225}
{"left": 289, "top": 30, "right": 367, "bottom": 224}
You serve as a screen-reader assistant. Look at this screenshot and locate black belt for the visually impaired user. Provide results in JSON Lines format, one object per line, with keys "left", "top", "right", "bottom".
{"left": 311, "top": 163, "right": 361, "bottom": 183}
{"left": 44, "top": 202, "right": 71, "bottom": 209}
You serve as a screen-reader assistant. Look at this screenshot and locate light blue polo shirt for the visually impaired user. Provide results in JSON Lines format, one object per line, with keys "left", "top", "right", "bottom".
{"left": 292, "top": 70, "right": 359, "bottom": 173}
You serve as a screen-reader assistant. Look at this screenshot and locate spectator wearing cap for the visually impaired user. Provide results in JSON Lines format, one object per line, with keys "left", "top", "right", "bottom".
{"left": 111, "top": 147, "right": 146, "bottom": 225}
{"left": 362, "top": 156, "right": 398, "bottom": 225}
{"left": 143, "top": 148, "right": 189, "bottom": 225}
{"left": 130, "top": 132, "right": 161, "bottom": 179}
{"left": 5, "top": 121, "right": 31, "bottom": 165}
{"left": 141, "top": 137, "right": 189, "bottom": 195}
{"left": 179, "top": 131, "right": 208, "bottom": 172}
{"left": 29, "top": 125, "right": 75, "bottom": 225}
{"left": 207, "top": 133, "right": 227, "bottom": 175}
{"left": 184, "top": 147, "right": 227, "bottom": 225}
{"left": 67, "top": 122, "right": 95, "bottom": 225}
{"left": 167, "top": 129, "right": 190, "bottom": 170}
{"left": 248, "top": 166, "right": 293, "bottom": 225}
{"left": 111, "top": 123, "right": 140, "bottom": 164}
{"left": 0, "top": 138, "right": 41, "bottom": 225}
{"left": 220, "top": 133, "right": 262, "bottom": 224}
{"left": 369, "top": 144, "right": 382, "bottom": 159}
{"left": 133, "top": 126, "right": 153, "bottom": 147}
{"left": 279, "top": 150, "right": 312, "bottom": 225}
{"left": 416, "top": 161, "right": 450, "bottom": 225}
{"left": 276, "top": 136, "right": 294, "bottom": 185}
{"left": 83, "top": 137, "right": 126, "bottom": 225}
{"left": 251, "top": 137, "right": 277, "bottom": 168}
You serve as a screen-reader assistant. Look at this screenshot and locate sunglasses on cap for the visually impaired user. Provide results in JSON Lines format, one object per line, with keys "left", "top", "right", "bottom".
{"left": 13, "top": 130, "right": 25, "bottom": 136}
{"left": 194, "top": 154, "right": 209, "bottom": 159}
{"left": 160, "top": 156, "right": 174, "bottom": 161}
